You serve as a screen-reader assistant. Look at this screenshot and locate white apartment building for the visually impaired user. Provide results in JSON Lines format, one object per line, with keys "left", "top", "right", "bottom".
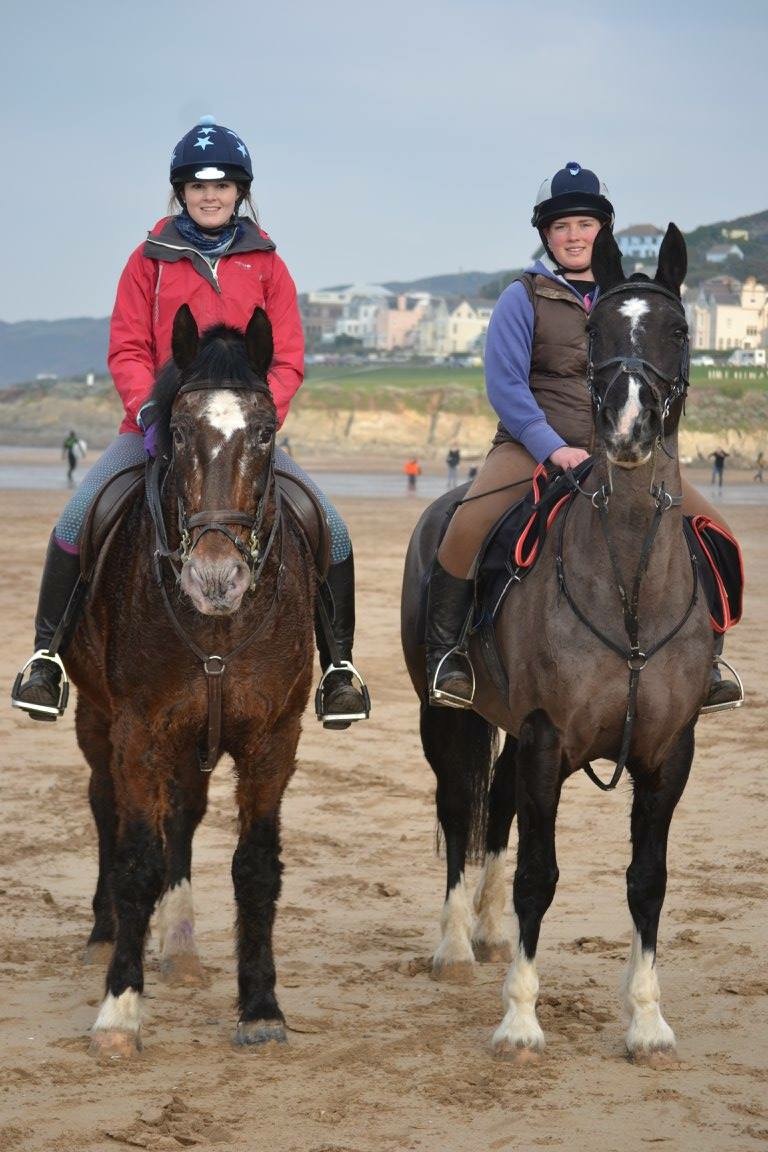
{"left": 686, "top": 275, "right": 768, "bottom": 352}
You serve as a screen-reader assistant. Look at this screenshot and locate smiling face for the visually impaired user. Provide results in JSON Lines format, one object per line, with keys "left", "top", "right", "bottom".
{"left": 543, "top": 216, "right": 603, "bottom": 277}
{"left": 182, "top": 180, "right": 239, "bottom": 229}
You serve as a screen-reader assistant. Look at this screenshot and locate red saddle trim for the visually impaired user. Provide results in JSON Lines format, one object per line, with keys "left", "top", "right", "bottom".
{"left": 688, "top": 514, "right": 744, "bottom": 633}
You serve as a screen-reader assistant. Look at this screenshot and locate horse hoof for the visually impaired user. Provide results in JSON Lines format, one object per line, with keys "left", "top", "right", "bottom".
{"left": 159, "top": 953, "right": 209, "bottom": 987}
{"left": 431, "top": 958, "right": 475, "bottom": 984}
{"left": 491, "top": 1039, "right": 543, "bottom": 1064}
{"left": 234, "top": 1019, "right": 287, "bottom": 1047}
{"left": 629, "top": 1045, "right": 679, "bottom": 1069}
{"left": 89, "top": 1029, "right": 142, "bottom": 1059}
{"left": 472, "top": 940, "right": 513, "bottom": 964}
{"left": 82, "top": 941, "right": 113, "bottom": 966}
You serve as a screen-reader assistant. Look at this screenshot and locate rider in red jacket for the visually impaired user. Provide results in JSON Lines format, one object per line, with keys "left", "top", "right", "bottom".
{"left": 12, "top": 117, "right": 369, "bottom": 730}
{"left": 110, "top": 216, "right": 303, "bottom": 434}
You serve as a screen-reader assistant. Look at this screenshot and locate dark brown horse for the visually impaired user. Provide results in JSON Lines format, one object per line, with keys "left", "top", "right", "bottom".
{"left": 401, "top": 224, "right": 713, "bottom": 1063}
{"left": 66, "top": 305, "right": 315, "bottom": 1055}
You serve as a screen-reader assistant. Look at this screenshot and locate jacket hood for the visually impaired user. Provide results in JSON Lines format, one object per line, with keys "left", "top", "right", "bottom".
{"left": 526, "top": 257, "right": 599, "bottom": 301}
{"left": 143, "top": 216, "right": 276, "bottom": 260}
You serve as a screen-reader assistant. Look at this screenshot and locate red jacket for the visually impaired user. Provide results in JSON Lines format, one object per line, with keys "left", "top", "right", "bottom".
{"left": 108, "top": 217, "right": 304, "bottom": 432}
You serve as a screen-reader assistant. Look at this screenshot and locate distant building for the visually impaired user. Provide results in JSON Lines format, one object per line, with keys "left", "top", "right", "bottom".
{"left": 444, "top": 299, "right": 493, "bottom": 356}
{"left": 374, "top": 293, "right": 430, "bottom": 352}
{"left": 705, "top": 243, "right": 744, "bottom": 264}
{"left": 686, "top": 275, "right": 768, "bottom": 351}
{"left": 300, "top": 284, "right": 391, "bottom": 347}
{"left": 615, "top": 224, "right": 664, "bottom": 261}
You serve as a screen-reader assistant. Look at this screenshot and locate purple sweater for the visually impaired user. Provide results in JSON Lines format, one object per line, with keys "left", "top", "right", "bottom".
{"left": 484, "top": 259, "right": 593, "bottom": 463}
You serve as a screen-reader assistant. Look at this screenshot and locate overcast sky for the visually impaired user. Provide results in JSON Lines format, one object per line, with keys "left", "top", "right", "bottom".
{"left": 3, "top": 0, "right": 766, "bottom": 322}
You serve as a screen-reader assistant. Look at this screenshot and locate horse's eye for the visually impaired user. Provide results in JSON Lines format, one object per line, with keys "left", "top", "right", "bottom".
{"left": 172, "top": 427, "right": 185, "bottom": 448}
{"left": 258, "top": 428, "right": 274, "bottom": 446}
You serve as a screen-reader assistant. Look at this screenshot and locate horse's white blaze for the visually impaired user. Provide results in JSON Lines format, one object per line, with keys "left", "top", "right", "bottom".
{"left": 155, "top": 879, "right": 197, "bottom": 959}
{"left": 623, "top": 929, "right": 676, "bottom": 1052}
{"left": 619, "top": 297, "right": 649, "bottom": 346}
{"left": 204, "top": 390, "right": 246, "bottom": 438}
{"left": 433, "top": 875, "right": 474, "bottom": 967}
{"left": 615, "top": 375, "right": 644, "bottom": 438}
{"left": 493, "top": 945, "right": 545, "bottom": 1050}
{"left": 472, "top": 850, "right": 509, "bottom": 948}
{"left": 92, "top": 989, "right": 141, "bottom": 1035}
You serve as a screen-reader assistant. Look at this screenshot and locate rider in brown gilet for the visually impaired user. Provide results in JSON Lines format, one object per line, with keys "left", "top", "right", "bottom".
{"left": 424, "top": 161, "right": 742, "bottom": 712}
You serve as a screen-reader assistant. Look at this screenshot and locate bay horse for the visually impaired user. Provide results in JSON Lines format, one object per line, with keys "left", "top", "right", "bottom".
{"left": 401, "top": 224, "right": 712, "bottom": 1063}
{"left": 66, "top": 305, "right": 315, "bottom": 1055}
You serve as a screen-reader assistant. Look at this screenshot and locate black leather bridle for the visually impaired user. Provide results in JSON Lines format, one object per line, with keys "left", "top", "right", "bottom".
{"left": 586, "top": 281, "right": 690, "bottom": 427}
{"left": 145, "top": 375, "right": 283, "bottom": 772}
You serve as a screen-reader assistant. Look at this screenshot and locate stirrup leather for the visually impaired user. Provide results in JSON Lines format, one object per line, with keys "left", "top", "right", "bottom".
{"left": 700, "top": 655, "right": 745, "bottom": 715}
{"left": 11, "top": 650, "right": 70, "bottom": 718}
{"left": 429, "top": 647, "right": 476, "bottom": 709}
{"left": 314, "top": 659, "right": 371, "bottom": 724}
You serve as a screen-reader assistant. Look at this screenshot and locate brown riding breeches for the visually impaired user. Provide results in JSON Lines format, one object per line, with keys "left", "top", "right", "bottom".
{"left": 437, "top": 441, "right": 731, "bottom": 578}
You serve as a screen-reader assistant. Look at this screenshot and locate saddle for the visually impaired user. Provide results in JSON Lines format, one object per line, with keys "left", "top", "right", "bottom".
{"left": 80, "top": 463, "right": 331, "bottom": 583}
{"left": 434, "top": 463, "right": 744, "bottom": 695}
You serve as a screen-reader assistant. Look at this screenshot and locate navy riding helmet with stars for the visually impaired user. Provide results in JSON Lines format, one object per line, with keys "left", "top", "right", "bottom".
{"left": 170, "top": 115, "right": 253, "bottom": 186}
{"left": 531, "top": 161, "right": 614, "bottom": 230}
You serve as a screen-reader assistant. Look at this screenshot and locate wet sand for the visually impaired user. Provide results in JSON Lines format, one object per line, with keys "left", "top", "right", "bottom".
{"left": 0, "top": 485, "right": 766, "bottom": 1152}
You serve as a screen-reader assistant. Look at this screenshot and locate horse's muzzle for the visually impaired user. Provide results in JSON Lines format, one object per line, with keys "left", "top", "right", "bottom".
{"left": 180, "top": 557, "right": 251, "bottom": 615}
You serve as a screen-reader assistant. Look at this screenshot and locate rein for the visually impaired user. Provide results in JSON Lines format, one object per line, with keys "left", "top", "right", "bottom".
{"left": 145, "top": 378, "right": 283, "bottom": 772}
{"left": 556, "top": 476, "right": 699, "bottom": 790}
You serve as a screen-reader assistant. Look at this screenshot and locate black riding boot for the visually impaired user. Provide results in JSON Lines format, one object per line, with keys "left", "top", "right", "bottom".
{"left": 425, "top": 561, "right": 475, "bottom": 708}
{"left": 314, "top": 551, "right": 370, "bottom": 730}
{"left": 701, "top": 632, "right": 744, "bottom": 714}
{"left": 11, "top": 533, "right": 82, "bottom": 721}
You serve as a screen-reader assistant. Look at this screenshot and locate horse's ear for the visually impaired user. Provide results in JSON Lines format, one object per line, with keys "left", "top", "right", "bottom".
{"left": 172, "top": 305, "right": 199, "bottom": 370}
{"left": 654, "top": 223, "right": 687, "bottom": 297}
{"left": 244, "top": 307, "right": 274, "bottom": 380}
{"left": 591, "top": 225, "right": 625, "bottom": 293}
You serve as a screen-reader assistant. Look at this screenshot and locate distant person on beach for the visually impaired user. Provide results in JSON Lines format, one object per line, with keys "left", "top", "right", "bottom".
{"left": 404, "top": 457, "right": 422, "bottom": 493}
{"left": 753, "top": 450, "right": 764, "bottom": 483}
{"left": 709, "top": 448, "right": 729, "bottom": 489}
{"left": 445, "top": 445, "right": 461, "bottom": 489}
{"left": 61, "top": 430, "right": 83, "bottom": 486}
{"left": 279, "top": 434, "right": 293, "bottom": 458}
{"left": 467, "top": 465, "right": 478, "bottom": 482}
{"left": 12, "top": 116, "right": 369, "bottom": 731}
{"left": 421, "top": 160, "right": 742, "bottom": 711}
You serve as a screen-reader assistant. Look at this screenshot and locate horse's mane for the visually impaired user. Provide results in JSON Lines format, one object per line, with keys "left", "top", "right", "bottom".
{"left": 149, "top": 323, "right": 274, "bottom": 455}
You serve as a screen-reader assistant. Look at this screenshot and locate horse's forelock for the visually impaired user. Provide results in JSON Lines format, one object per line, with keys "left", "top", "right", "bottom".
{"left": 148, "top": 325, "right": 272, "bottom": 453}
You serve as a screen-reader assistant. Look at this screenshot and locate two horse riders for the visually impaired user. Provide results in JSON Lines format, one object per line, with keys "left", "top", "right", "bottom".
{"left": 424, "top": 161, "right": 742, "bottom": 712}
{"left": 12, "top": 117, "right": 369, "bottom": 729}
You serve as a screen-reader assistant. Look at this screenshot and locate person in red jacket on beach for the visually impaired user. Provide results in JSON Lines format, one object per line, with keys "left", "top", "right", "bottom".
{"left": 12, "top": 116, "right": 369, "bottom": 730}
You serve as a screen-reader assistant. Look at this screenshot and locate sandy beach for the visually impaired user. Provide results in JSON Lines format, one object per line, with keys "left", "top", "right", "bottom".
{"left": 0, "top": 478, "right": 766, "bottom": 1152}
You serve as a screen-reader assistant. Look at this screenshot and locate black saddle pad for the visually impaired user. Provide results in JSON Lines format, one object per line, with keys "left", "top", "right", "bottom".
{"left": 683, "top": 515, "right": 744, "bottom": 631}
{"left": 474, "top": 460, "right": 594, "bottom": 622}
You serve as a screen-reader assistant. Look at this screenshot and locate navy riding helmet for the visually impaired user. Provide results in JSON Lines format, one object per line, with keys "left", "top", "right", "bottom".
{"left": 531, "top": 162, "right": 614, "bottom": 229}
{"left": 170, "top": 115, "right": 253, "bottom": 186}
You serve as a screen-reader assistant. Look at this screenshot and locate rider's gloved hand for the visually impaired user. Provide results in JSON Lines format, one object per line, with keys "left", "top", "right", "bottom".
{"left": 137, "top": 402, "right": 159, "bottom": 458}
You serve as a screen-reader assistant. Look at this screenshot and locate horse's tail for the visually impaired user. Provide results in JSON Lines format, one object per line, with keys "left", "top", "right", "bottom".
{"left": 420, "top": 704, "right": 499, "bottom": 865}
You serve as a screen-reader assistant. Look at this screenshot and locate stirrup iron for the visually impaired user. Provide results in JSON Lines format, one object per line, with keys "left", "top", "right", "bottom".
{"left": 429, "top": 647, "right": 476, "bottom": 709}
{"left": 700, "top": 655, "right": 745, "bottom": 715}
{"left": 11, "top": 650, "right": 70, "bottom": 718}
{"left": 314, "top": 659, "right": 371, "bottom": 724}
